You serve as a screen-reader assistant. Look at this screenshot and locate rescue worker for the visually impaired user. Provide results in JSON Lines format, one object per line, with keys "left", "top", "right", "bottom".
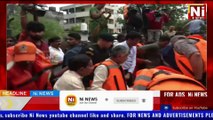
{"left": 170, "top": 35, "right": 207, "bottom": 86}
{"left": 7, "top": 41, "right": 52, "bottom": 90}
{"left": 91, "top": 45, "right": 129, "bottom": 90}
{"left": 133, "top": 68, "right": 206, "bottom": 90}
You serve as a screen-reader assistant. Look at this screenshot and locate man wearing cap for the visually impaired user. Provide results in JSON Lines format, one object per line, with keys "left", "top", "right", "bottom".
{"left": 81, "top": 33, "right": 114, "bottom": 88}
{"left": 84, "top": 33, "right": 114, "bottom": 64}
{"left": 7, "top": 41, "right": 52, "bottom": 90}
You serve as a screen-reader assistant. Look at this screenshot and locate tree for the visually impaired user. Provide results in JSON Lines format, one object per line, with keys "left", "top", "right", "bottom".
{"left": 116, "top": 4, "right": 188, "bottom": 31}
{"left": 69, "top": 24, "right": 81, "bottom": 33}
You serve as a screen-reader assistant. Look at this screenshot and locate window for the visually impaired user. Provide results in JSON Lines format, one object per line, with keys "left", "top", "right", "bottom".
{"left": 69, "top": 8, "right": 75, "bottom": 14}
{"left": 76, "top": 18, "right": 85, "bottom": 23}
{"left": 69, "top": 18, "right": 75, "bottom": 24}
{"left": 76, "top": 7, "right": 85, "bottom": 12}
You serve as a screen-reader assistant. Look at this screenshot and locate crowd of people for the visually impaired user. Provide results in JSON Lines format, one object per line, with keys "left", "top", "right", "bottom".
{"left": 6, "top": 4, "right": 207, "bottom": 91}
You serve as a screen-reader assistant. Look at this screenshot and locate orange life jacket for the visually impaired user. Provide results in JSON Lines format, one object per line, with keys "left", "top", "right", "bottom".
{"left": 100, "top": 60, "right": 127, "bottom": 90}
{"left": 134, "top": 68, "right": 206, "bottom": 90}
{"left": 187, "top": 34, "right": 204, "bottom": 40}
{"left": 7, "top": 47, "right": 52, "bottom": 90}
{"left": 174, "top": 36, "right": 207, "bottom": 78}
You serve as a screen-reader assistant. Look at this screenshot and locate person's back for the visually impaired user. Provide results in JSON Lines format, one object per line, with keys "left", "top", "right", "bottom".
{"left": 62, "top": 44, "right": 84, "bottom": 68}
{"left": 170, "top": 35, "right": 207, "bottom": 86}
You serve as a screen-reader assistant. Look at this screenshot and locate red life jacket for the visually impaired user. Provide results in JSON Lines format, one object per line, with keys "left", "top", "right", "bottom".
{"left": 7, "top": 47, "right": 52, "bottom": 90}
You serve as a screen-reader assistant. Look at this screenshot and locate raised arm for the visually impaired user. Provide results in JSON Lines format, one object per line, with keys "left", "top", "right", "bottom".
{"left": 20, "top": 7, "right": 28, "bottom": 31}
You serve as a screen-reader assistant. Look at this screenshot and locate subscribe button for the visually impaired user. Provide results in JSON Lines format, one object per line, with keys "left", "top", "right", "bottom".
{"left": 114, "top": 97, "right": 139, "bottom": 104}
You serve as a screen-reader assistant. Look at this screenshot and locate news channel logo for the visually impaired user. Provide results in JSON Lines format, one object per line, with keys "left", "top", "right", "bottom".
{"left": 188, "top": 4, "right": 206, "bottom": 20}
{"left": 65, "top": 95, "right": 77, "bottom": 106}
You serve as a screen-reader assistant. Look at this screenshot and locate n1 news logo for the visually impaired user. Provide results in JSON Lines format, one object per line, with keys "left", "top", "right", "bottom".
{"left": 188, "top": 4, "right": 207, "bottom": 20}
{"left": 65, "top": 95, "right": 77, "bottom": 106}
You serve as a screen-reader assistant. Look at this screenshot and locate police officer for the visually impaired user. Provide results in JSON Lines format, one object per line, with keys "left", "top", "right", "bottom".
{"left": 82, "top": 33, "right": 114, "bottom": 89}
{"left": 84, "top": 33, "right": 115, "bottom": 64}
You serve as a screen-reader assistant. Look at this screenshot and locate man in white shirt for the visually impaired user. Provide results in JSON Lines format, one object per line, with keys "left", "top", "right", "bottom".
{"left": 48, "top": 36, "right": 64, "bottom": 64}
{"left": 117, "top": 31, "right": 141, "bottom": 87}
{"left": 54, "top": 54, "right": 94, "bottom": 90}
